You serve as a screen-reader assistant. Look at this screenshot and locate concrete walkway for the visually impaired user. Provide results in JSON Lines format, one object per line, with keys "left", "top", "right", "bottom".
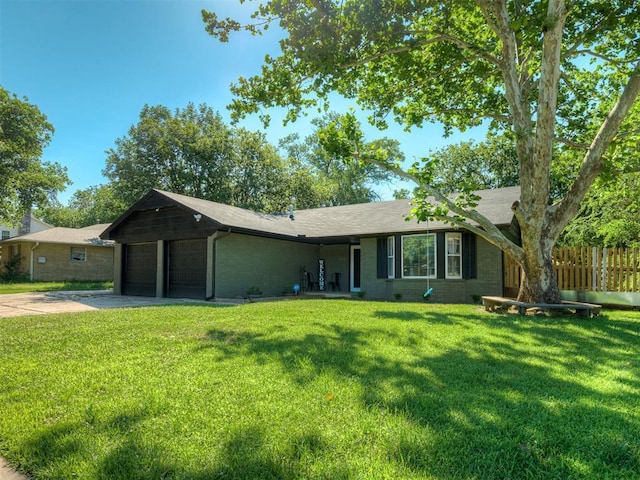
{"left": 0, "top": 457, "right": 28, "bottom": 480}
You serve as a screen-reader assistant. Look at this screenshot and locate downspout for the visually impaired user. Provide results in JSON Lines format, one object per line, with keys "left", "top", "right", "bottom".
{"left": 30, "top": 242, "right": 40, "bottom": 281}
{"left": 206, "top": 228, "right": 232, "bottom": 301}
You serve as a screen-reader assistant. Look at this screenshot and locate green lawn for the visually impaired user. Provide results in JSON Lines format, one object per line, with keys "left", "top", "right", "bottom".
{"left": 0, "top": 281, "right": 113, "bottom": 295}
{"left": 1, "top": 300, "right": 639, "bottom": 479}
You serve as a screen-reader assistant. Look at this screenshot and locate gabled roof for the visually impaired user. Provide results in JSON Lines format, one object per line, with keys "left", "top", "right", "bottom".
{"left": 101, "top": 186, "right": 520, "bottom": 242}
{"left": 1, "top": 224, "right": 115, "bottom": 247}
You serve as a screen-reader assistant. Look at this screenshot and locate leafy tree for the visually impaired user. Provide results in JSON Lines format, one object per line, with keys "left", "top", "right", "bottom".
{"left": 560, "top": 174, "right": 640, "bottom": 248}
{"left": 279, "top": 114, "right": 403, "bottom": 207}
{"left": 0, "top": 86, "right": 69, "bottom": 224}
{"left": 103, "top": 104, "right": 235, "bottom": 207}
{"left": 392, "top": 188, "right": 411, "bottom": 200}
{"left": 226, "top": 127, "right": 292, "bottom": 212}
{"left": 203, "top": 0, "right": 640, "bottom": 303}
{"left": 36, "top": 185, "right": 125, "bottom": 228}
{"left": 423, "top": 136, "right": 518, "bottom": 194}
{"left": 103, "top": 103, "right": 294, "bottom": 212}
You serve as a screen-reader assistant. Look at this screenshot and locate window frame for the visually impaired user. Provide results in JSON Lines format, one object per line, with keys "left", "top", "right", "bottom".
{"left": 1, "top": 230, "right": 9, "bottom": 240}
{"left": 401, "top": 233, "right": 436, "bottom": 279}
{"left": 70, "top": 246, "right": 87, "bottom": 263}
{"left": 445, "top": 232, "right": 463, "bottom": 279}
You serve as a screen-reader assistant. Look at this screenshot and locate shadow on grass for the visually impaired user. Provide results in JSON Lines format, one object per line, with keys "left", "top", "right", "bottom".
{"left": 21, "top": 406, "right": 176, "bottom": 480}
{"left": 373, "top": 309, "right": 427, "bottom": 321}
{"left": 199, "top": 312, "right": 640, "bottom": 479}
{"left": 15, "top": 308, "right": 640, "bottom": 479}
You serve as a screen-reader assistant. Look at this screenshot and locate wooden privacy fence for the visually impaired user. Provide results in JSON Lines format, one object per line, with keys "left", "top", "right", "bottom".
{"left": 504, "top": 247, "right": 640, "bottom": 293}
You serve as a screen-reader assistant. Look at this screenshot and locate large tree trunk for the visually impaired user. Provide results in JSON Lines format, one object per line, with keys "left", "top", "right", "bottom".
{"left": 518, "top": 247, "right": 561, "bottom": 304}
{"left": 516, "top": 215, "right": 562, "bottom": 304}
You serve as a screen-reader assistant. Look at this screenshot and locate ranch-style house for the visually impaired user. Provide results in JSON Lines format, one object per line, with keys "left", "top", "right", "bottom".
{"left": 100, "top": 186, "right": 521, "bottom": 303}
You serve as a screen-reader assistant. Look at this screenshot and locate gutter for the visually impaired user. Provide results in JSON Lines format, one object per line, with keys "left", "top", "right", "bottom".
{"left": 30, "top": 242, "right": 40, "bottom": 281}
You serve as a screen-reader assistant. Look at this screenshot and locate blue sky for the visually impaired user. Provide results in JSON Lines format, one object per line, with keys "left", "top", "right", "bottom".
{"left": 1, "top": 0, "right": 487, "bottom": 203}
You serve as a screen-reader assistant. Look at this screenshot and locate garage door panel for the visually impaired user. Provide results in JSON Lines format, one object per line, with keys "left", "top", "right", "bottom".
{"left": 167, "top": 239, "right": 206, "bottom": 298}
{"left": 123, "top": 243, "right": 157, "bottom": 297}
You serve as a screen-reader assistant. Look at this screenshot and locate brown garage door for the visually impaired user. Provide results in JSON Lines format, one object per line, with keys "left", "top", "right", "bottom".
{"left": 123, "top": 243, "right": 157, "bottom": 296}
{"left": 167, "top": 238, "right": 207, "bottom": 299}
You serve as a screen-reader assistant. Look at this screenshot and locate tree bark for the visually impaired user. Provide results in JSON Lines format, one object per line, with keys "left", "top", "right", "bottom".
{"left": 518, "top": 248, "right": 561, "bottom": 304}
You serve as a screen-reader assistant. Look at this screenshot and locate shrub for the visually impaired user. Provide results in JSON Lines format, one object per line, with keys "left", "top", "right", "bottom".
{"left": 0, "top": 255, "right": 28, "bottom": 283}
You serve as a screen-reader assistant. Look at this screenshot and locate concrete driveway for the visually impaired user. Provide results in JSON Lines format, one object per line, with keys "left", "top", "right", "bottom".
{"left": 0, "top": 290, "right": 208, "bottom": 318}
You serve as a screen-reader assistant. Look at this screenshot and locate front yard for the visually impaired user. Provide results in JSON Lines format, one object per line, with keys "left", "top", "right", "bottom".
{"left": 0, "top": 300, "right": 639, "bottom": 479}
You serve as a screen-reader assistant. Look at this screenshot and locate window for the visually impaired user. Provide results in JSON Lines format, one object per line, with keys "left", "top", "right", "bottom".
{"left": 70, "top": 247, "right": 86, "bottom": 262}
{"left": 387, "top": 236, "right": 395, "bottom": 279}
{"left": 446, "top": 233, "right": 462, "bottom": 279}
{"left": 1, "top": 230, "right": 9, "bottom": 240}
{"left": 402, "top": 234, "right": 436, "bottom": 278}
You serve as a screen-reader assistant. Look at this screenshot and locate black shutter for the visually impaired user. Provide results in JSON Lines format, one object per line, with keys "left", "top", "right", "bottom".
{"left": 437, "top": 232, "right": 446, "bottom": 279}
{"left": 395, "top": 235, "right": 403, "bottom": 279}
{"left": 462, "top": 232, "right": 477, "bottom": 279}
{"left": 376, "top": 237, "right": 387, "bottom": 278}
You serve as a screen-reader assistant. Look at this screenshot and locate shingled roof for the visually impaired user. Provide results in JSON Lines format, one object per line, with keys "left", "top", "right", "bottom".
{"left": 290, "top": 186, "right": 519, "bottom": 237}
{"left": 1, "top": 224, "right": 115, "bottom": 247}
{"left": 102, "top": 186, "right": 519, "bottom": 242}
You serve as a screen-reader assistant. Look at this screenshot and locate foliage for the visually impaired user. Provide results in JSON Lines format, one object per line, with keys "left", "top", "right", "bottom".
{"left": 0, "top": 86, "right": 69, "bottom": 225}
{"left": 279, "top": 113, "right": 402, "bottom": 206}
{"left": 423, "top": 136, "right": 518, "bottom": 195}
{"left": 561, "top": 174, "right": 640, "bottom": 247}
{"left": 1, "top": 300, "right": 639, "bottom": 478}
{"left": 203, "top": 1, "right": 640, "bottom": 303}
{"left": 103, "top": 103, "right": 296, "bottom": 213}
{"left": 0, "top": 255, "right": 27, "bottom": 283}
{"left": 36, "top": 184, "right": 126, "bottom": 228}
{"left": 392, "top": 188, "right": 411, "bottom": 200}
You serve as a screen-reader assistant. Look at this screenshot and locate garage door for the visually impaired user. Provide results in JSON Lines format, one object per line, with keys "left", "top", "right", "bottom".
{"left": 123, "top": 243, "right": 157, "bottom": 296}
{"left": 167, "top": 238, "right": 207, "bottom": 298}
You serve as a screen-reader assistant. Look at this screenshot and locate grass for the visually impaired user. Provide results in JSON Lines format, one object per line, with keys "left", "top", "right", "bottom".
{"left": 0, "top": 280, "right": 112, "bottom": 295}
{"left": 0, "top": 300, "right": 639, "bottom": 479}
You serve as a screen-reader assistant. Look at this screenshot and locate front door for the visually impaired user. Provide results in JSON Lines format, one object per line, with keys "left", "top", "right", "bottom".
{"left": 350, "top": 245, "right": 361, "bottom": 292}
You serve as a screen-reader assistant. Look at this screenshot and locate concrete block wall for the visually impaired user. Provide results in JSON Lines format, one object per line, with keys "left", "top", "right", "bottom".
{"left": 361, "top": 235, "right": 503, "bottom": 303}
{"left": 215, "top": 233, "right": 320, "bottom": 298}
{"left": 31, "top": 244, "right": 114, "bottom": 281}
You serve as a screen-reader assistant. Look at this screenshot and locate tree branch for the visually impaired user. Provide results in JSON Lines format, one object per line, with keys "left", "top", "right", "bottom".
{"left": 555, "top": 136, "right": 590, "bottom": 149}
{"left": 565, "top": 49, "right": 639, "bottom": 67}
{"left": 353, "top": 152, "right": 524, "bottom": 261}
{"left": 476, "top": 0, "right": 535, "bottom": 211}
{"left": 550, "top": 60, "right": 640, "bottom": 237}
{"left": 341, "top": 32, "right": 502, "bottom": 71}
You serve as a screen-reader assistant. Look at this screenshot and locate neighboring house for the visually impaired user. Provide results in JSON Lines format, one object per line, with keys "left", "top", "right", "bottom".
{"left": 0, "top": 212, "right": 52, "bottom": 240}
{"left": 0, "top": 224, "right": 115, "bottom": 282}
{"left": 100, "top": 186, "right": 521, "bottom": 303}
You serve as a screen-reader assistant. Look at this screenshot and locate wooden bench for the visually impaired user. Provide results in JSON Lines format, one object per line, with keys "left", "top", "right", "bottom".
{"left": 482, "top": 296, "right": 601, "bottom": 317}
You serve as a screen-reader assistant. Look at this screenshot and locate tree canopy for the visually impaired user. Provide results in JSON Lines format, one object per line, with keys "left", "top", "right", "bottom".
{"left": 279, "top": 113, "right": 402, "bottom": 206}
{"left": 0, "top": 86, "right": 69, "bottom": 224}
{"left": 36, "top": 184, "right": 125, "bottom": 228}
{"left": 204, "top": 0, "right": 640, "bottom": 303}
{"left": 419, "top": 137, "right": 518, "bottom": 195}
{"left": 103, "top": 103, "right": 297, "bottom": 213}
